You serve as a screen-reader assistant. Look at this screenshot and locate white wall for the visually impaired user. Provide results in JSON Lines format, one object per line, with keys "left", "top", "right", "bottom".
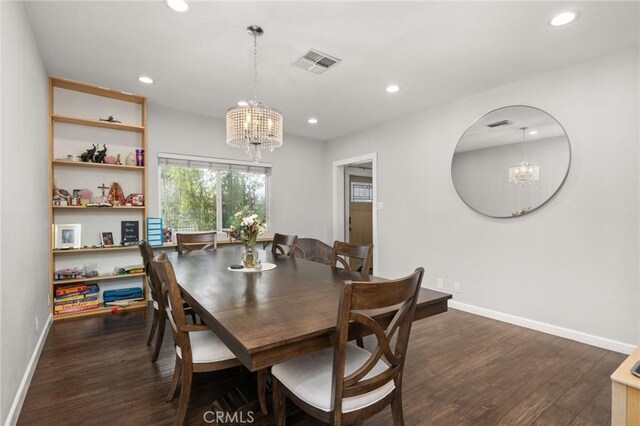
{"left": 326, "top": 48, "right": 640, "bottom": 349}
{"left": 0, "top": 2, "right": 50, "bottom": 423}
{"left": 147, "top": 104, "right": 330, "bottom": 242}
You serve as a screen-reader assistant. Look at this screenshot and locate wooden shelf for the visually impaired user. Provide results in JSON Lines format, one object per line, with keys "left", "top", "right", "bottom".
{"left": 52, "top": 272, "right": 145, "bottom": 285}
{"left": 49, "top": 76, "right": 147, "bottom": 321}
{"left": 53, "top": 246, "right": 140, "bottom": 255}
{"left": 53, "top": 205, "right": 145, "bottom": 210}
{"left": 52, "top": 114, "right": 144, "bottom": 133}
{"left": 52, "top": 160, "right": 144, "bottom": 171}
{"left": 53, "top": 301, "right": 147, "bottom": 320}
{"left": 51, "top": 77, "right": 145, "bottom": 104}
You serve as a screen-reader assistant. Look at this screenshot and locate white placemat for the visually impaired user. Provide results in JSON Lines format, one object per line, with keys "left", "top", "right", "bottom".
{"left": 227, "top": 263, "right": 277, "bottom": 273}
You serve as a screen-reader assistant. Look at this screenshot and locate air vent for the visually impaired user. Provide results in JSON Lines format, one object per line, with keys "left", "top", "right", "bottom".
{"left": 487, "top": 120, "right": 512, "bottom": 128}
{"left": 293, "top": 49, "right": 341, "bottom": 74}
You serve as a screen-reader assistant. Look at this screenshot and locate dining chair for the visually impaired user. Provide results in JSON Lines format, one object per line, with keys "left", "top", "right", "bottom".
{"left": 271, "top": 267, "right": 425, "bottom": 426}
{"left": 138, "top": 241, "right": 196, "bottom": 363}
{"left": 293, "top": 238, "right": 333, "bottom": 265}
{"left": 271, "top": 233, "right": 299, "bottom": 256}
{"left": 331, "top": 241, "right": 373, "bottom": 279}
{"left": 152, "top": 252, "right": 268, "bottom": 425}
{"left": 176, "top": 231, "right": 217, "bottom": 254}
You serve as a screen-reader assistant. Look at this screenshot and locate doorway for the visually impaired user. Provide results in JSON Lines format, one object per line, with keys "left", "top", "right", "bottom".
{"left": 332, "top": 153, "right": 378, "bottom": 275}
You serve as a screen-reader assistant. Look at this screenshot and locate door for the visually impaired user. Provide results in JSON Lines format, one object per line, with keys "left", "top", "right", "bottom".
{"left": 349, "top": 175, "right": 373, "bottom": 269}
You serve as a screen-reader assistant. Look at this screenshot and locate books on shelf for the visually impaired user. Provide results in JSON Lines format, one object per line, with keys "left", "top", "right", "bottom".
{"left": 54, "top": 283, "right": 100, "bottom": 315}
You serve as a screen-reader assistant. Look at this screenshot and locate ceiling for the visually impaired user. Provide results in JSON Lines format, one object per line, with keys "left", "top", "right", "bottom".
{"left": 26, "top": 1, "right": 639, "bottom": 142}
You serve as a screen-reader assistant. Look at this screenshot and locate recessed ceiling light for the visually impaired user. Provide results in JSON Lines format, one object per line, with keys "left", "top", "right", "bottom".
{"left": 550, "top": 11, "right": 579, "bottom": 26}
{"left": 237, "top": 101, "right": 249, "bottom": 107}
{"left": 138, "top": 76, "right": 154, "bottom": 84}
{"left": 386, "top": 85, "right": 400, "bottom": 94}
{"left": 166, "top": 0, "right": 188, "bottom": 12}
{"left": 308, "top": 118, "right": 318, "bottom": 124}
{"left": 528, "top": 130, "right": 538, "bottom": 135}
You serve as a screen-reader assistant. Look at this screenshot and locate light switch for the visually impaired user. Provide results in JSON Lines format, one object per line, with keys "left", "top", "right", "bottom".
{"left": 377, "top": 202, "right": 384, "bottom": 211}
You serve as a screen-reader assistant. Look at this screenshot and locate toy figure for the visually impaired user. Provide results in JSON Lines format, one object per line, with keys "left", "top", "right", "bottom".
{"left": 81, "top": 144, "right": 97, "bottom": 162}
{"left": 94, "top": 144, "right": 107, "bottom": 163}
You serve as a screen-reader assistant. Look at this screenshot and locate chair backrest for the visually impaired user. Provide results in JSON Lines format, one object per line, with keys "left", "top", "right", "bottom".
{"left": 331, "top": 267, "right": 424, "bottom": 419}
{"left": 152, "top": 252, "right": 192, "bottom": 361}
{"left": 176, "top": 232, "right": 216, "bottom": 254}
{"left": 271, "top": 233, "right": 298, "bottom": 256}
{"left": 331, "top": 241, "right": 373, "bottom": 279}
{"left": 293, "top": 238, "right": 333, "bottom": 265}
{"left": 138, "top": 240, "right": 161, "bottom": 304}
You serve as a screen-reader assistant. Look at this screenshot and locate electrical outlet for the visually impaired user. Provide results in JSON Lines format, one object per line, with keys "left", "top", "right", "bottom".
{"left": 35, "top": 317, "right": 39, "bottom": 334}
{"left": 436, "top": 278, "right": 444, "bottom": 289}
{"left": 454, "top": 282, "right": 461, "bottom": 293}
{"left": 47, "top": 293, "right": 51, "bottom": 306}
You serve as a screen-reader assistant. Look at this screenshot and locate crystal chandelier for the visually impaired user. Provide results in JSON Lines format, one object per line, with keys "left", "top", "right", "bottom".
{"left": 508, "top": 127, "right": 539, "bottom": 185}
{"left": 226, "top": 25, "right": 283, "bottom": 162}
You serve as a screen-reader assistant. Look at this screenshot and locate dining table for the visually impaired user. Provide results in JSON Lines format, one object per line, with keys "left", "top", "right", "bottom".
{"left": 168, "top": 247, "right": 452, "bottom": 372}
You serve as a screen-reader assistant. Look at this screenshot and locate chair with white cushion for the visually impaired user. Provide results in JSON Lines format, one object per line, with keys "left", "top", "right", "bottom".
{"left": 152, "top": 252, "right": 268, "bottom": 425}
{"left": 271, "top": 267, "right": 425, "bottom": 425}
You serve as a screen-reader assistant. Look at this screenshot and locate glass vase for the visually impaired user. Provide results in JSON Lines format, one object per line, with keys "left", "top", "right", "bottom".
{"left": 243, "top": 245, "right": 256, "bottom": 268}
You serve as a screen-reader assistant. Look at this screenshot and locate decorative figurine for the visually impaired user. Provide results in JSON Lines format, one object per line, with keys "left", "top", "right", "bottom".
{"left": 125, "top": 152, "right": 136, "bottom": 166}
{"left": 115, "top": 154, "right": 122, "bottom": 165}
{"left": 108, "top": 182, "right": 126, "bottom": 206}
{"left": 105, "top": 155, "right": 116, "bottom": 164}
{"left": 81, "top": 144, "right": 97, "bottom": 162}
{"left": 94, "top": 144, "right": 107, "bottom": 163}
{"left": 99, "top": 115, "right": 121, "bottom": 123}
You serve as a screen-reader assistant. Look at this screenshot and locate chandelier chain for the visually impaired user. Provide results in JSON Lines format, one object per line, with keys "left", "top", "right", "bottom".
{"left": 253, "top": 32, "right": 258, "bottom": 102}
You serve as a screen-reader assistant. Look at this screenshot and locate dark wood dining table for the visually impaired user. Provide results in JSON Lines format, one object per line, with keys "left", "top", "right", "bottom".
{"left": 168, "top": 248, "right": 452, "bottom": 372}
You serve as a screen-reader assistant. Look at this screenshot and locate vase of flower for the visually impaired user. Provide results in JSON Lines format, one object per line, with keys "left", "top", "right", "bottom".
{"left": 243, "top": 245, "right": 256, "bottom": 268}
{"left": 229, "top": 209, "right": 267, "bottom": 269}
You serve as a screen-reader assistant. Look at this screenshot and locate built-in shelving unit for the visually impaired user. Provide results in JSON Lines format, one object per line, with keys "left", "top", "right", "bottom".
{"left": 49, "top": 76, "right": 148, "bottom": 320}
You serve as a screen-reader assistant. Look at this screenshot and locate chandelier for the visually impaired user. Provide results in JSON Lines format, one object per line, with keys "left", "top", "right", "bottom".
{"left": 226, "top": 25, "right": 283, "bottom": 162}
{"left": 508, "top": 127, "right": 539, "bottom": 185}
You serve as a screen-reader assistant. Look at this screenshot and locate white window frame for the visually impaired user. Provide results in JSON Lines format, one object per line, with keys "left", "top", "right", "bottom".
{"left": 157, "top": 152, "right": 271, "bottom": 233}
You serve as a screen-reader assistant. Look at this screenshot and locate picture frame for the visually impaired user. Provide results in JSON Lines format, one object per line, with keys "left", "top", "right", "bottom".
{"left": 100, "top": 231, "right": 114, "bottom": 246}
{"left": 54, "top": 224, "right": 81, "bottom": 249}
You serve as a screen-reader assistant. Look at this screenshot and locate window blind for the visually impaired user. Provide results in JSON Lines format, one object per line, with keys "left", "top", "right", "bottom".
{"left": 158, "top": 153, "right": 272, "bottom": 175}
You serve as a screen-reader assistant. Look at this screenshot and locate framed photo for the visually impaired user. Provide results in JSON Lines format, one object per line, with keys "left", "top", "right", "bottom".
{"left": 100, "top": 231, "right": 115, "bottom": 246}
{"left": 54, "top": 224, "right": 81, "bottom": 249}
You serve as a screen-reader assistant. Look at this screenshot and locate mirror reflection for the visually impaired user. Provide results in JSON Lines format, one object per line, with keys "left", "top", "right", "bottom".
{"left": 452, "top": 106, "right": 571, "bottom": 218}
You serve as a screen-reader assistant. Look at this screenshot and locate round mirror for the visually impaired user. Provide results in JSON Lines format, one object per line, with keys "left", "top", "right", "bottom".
{"left": 452, "top": 106, "right": 571, "bottom": 218}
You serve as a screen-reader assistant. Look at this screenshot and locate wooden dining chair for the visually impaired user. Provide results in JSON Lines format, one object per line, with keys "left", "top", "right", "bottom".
{"left": 331, "top": 241, "right": 373, "bottom": 279}
{"left": 271, "top": 267, "right": 425, "bottom": 426}
{"left": 271, "top": 233, "right": 299, "bottom": 256}
{"left": 176, "top": 231, "right": 217, "bottom": 254}
{"left": 293, "top": 238, "right": 333, "bottom": 265}
{"left": 152, "top": 252, "right": 268, "bottom": 425}
{"left": 139, "top": 241, "right": 196, "bottom": 363}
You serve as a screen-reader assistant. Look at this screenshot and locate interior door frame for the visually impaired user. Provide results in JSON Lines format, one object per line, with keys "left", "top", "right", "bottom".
{"left": 332, "top": 152, "right": 378, "bottom": 275}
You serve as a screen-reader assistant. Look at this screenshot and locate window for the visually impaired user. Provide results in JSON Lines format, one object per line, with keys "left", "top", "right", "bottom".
{"left": 159, "top": 154, "right": 270, "bottom": 233}
{"left": 350, "top": 181, "right": 373, "bottom": 203}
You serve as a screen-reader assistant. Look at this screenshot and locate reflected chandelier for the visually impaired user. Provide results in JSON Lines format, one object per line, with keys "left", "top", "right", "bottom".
{"left": 226, "top": 25, "right": 283, "bottom": 162}
{"left": 508, "top": 127, "right": 539, "bottom": 185}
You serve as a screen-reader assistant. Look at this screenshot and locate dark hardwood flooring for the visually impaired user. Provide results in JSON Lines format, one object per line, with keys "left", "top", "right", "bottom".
{"left": 18, "top": 308, "right": 623, "bottom": 425}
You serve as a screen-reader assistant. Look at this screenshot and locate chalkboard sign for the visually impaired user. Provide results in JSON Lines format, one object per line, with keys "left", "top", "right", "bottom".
{"left": 121, "top": 221, "right": 140, "bottom": 244}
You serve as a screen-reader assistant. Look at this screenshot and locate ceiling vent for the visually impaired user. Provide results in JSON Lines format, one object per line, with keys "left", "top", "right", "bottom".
{"left": 486, "top": 120, "right": 513, "bottom": 128}
{"left": 293, "top": 49, "right": 341, "bottom": 74}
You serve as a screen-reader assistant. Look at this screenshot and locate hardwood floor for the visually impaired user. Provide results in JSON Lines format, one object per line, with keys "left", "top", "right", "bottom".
{"left": 18, "top": 308, "right": 623, "bottom": 425}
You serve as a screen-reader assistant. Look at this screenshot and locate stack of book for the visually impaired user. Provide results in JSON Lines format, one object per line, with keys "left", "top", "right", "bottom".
{"left": 54, "top": 283, "right": 100, "bottom": 315}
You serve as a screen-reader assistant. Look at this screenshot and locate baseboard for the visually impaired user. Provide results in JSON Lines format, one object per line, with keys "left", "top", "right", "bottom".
{"left": 449, "top": 300, "right": 635, "bottom": 355}
{"left": 4, "top": 313, "right": 52, "bottom": 426}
